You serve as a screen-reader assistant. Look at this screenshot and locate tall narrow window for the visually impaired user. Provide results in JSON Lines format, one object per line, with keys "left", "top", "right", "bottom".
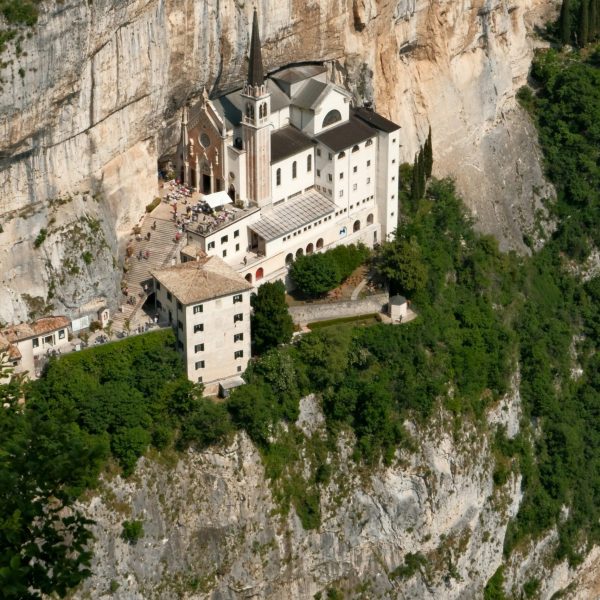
{"left": 307, "top": 154, "right": 312, "bottom": 172}
{"left": 292, "top": 161, "right": 297, "bottom": 179}
{"left": 276, "top": 168, "right": 281, "bottom": 186}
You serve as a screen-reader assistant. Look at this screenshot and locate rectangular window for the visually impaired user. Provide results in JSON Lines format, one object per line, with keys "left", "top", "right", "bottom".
{"left": 367, "top": 177, "right": 371, "bottom": 184}
{"left": 234, "top": 313, "right": 243, "bottom": 323}
{"left": 367, "top": 160, "right": 371, "bottom": 167}
{"left": 167, "top": 291, "right": 172, "bottom": 301}
{"left": 32, "top": 338, "right": 39, "bottom": 348}
{"left": 208, "top": 241, "right": 215, "bottom": 250}
{"left": 317, "top": 169, "right": 321, "bottom": 177}
{"left": 392, "top": 138, "right": 396, "bottom": 143}
{"left": 353, "top": 166, "right": 357, "bottom": 173}
{"left": 339, "top": 172, "right": 344, "bottom": 179}
{"left": 177, "top": 340, "right": 184, "bottom": 350}
{"left": 198, "top": 376, "right": 203, "bottom": 383}
{"left": 234, "top": 230, "right": 240, "bottom": 238}
{"left": 392, "top": 159, "right": 396, "bottom": 164}
{"left": 193, "top": 304, "right": 203, "bottom": 314}
{"left": 177, "top": 301, "right": 182, "bottom": 310}
{"left": 328, "top": 153, "right": 333, "bottom": 160}
{"left": 195, "top": 343, "right": 204, "bottom": 352}
{"left": 58, "top": 330, "right": 65, "bottom": 340}
{"left": 339, "top": 190, "right": 344, "bottom": 197}
{"left": 234, "top": 350, "right": 244, "bottom": 359}
{"left": 235, "top": 243, "right": 240, "bottom": 252}
{"left": 328, "top": 174, "right": 332, "bottom": 182}
{"left": 234, "top": 333, "right": 244, "bottom": 342}
{"left": 392, "top": 176, "right": 396, "bottom": 181}
{"left": 317, "top": 148, "right": 321, "bottom": 157}
{"left": 353, "top": 183, "right": 357, "bottom": 191}
{"left": 156, "top": 281, "right": 161, "bottom": 290}
{"left": 156, "top": 300, "right": 162, "bottom": 309}
{"left": 221, "top": 235, "right": 228, "bottom": 244}
{"left": 177, "top": 320, "right": 183, "bottom": 330}
{"left": 195, "top": 361, "right": 205, "bottom": 370}
{"left": 222, "top": 249, "right": 227, "bottom": 258}
{"left": 194, "top": 324, "right": 204, "bottom": 333}
{"left": 233, "top": 294, "right": 243, "bottom": 303}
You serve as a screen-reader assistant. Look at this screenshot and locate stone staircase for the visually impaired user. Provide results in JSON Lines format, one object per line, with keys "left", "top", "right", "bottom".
{"left": 111, "top": 210, "right": 182, "bottom": 333}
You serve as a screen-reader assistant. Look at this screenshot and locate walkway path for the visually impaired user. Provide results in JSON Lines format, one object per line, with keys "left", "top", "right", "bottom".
{"left": 350, "top": 278, "right": 368, "bottom": 301}
{"left": 111, "top": 200, "right": 183, "bottom": 333}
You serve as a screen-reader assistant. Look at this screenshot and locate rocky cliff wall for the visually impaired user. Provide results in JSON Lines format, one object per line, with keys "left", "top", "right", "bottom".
{"left": 0, "top": 0, "right": 556, "bottom": 324}
{"left": 75, "top": 393, "right": 523, "bottom": 599}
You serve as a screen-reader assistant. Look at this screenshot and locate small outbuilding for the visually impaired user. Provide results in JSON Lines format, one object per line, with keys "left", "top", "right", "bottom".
{"left": 388, "top": 294, "right": 408, "bottom": 322}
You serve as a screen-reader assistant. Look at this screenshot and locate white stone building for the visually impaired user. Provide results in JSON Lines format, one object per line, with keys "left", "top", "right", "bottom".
{"left": 175, "top": 9, "right": 401, "bottom": 287}
{"left": 0, "top": 316, "right": 71, "bottom": 379}
{"left": 151, "top": 256, "right": 252, "bottom": 390}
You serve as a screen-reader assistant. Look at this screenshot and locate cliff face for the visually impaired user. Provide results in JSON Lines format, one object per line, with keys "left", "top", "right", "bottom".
{"left": 0, "top": 0, "right": 555, "bottom": 324}
{"left": 77, "top": 394, "right": 524, "bottom": 599}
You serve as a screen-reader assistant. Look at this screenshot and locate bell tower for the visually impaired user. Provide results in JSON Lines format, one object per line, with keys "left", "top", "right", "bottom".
{"left": 242, "top": 9, "right": 271, "bottom": 208}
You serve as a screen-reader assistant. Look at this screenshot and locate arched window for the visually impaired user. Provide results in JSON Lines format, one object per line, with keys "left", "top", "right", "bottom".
{"left": 353, "top": 220, "right": 361, "bottom": 232}
{"left": 307, "top": 154, "right": 312, "bottom": 172}
{"left": 296, "top": 248, "right": 304, "bottom": 258}
{"left": 245, "top": 273, "right": 253, "bottom": 284}
{"left": 316, "top": 238, "right": 324, "bottom": 249}
{"left": 285, "top": 253, "right": 294, "bottom": 265}
{"left": 352, "top": 145, "right": 360, "bottom": 153}
{"left": 262, "top": 102, "right": 267, "bottom": 118}
{"left": 292, "top": 161, "right": 297, "bottom": 179}
{"left": 367, "top": 213, "right": 374, "bottom": 225}
{"left": 256, "top": 267, "right": 264, "bottom": 281}
{"left": 306, "top": 243, "right": 314, "bottom": 254}
{"left": 365, "top": 138, "right": 373, "bottom": 147}
{"left": 322, "top": 109, "right": 342, "bottom": 128}
{"left": 276, "top": 168, "right": 281, "bottom": 186}
{"left": 338, "top": 151, "right": 346, "bottom": 159}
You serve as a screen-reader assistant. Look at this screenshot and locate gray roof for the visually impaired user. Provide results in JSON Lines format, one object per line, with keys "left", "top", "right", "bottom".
{"left": 271, "top": 126, "right": 314, "bottom": 164}
{"left": 212, "top": 79, "right": 289, "bottom": 129}
{"left": 354, "top": 107, "right": 401, "bottom": 133}
{"left": 250, "top": 190, "right": 336, "bottom": 241}
{"left": 292, "top": 79, "right": 329, "bottom": 109}
{"left": 315, "top": 114, "right": 376, "bottom": 152}
{"left": 271, "top": 64, "right": 327, "bottom": 86}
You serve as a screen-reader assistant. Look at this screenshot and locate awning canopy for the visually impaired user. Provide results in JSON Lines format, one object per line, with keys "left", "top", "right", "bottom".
{"left": 204, "top": 191, "right": 231, "bottom": 209}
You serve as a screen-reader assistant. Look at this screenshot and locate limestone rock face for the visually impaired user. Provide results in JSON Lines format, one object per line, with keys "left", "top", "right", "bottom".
{"left": 0, "top": 0, "right": 556, "bottom": 323}
{"left": 76, "top": 394, "right": 523, "bottom": 599}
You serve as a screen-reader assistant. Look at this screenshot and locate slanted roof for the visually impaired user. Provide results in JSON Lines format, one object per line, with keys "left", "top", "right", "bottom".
{"left": 250, "top": 189, "right": 336, "bottom": 241}
{"left": 271, "top": 64, "right": 327, "bottom": 86}
{"left": 0, "top": 333, "right": 21, "bottom": 360}
{"left": 390, "top": 294, "right": 407, "bottom": 305}
{"left": 2, "top": 316, "right": 70, "bottom": 342}
{"left": 315, "top": 114, "right": 376, "bottom": 152}
{"left": 152, "top": 256, "right": 252, "bottom": 305}
{"left": 271, "top": 126, "right": 314, "bottom": 164}
{"left": 290, "top": 79, "right": 328, "bottom": 109}
{"left": 354, "top": 107, "right": 401, "bottom": 133}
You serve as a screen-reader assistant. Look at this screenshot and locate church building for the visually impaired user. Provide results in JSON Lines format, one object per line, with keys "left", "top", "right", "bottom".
{"left": 175, "top": 9, "right": 401, "bottom": 287}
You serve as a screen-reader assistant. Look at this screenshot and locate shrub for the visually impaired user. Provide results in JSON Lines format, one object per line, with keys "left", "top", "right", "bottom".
{"left": 33, "top": 228, "right": 47, "bottom": 248}
{"left": 89, "top": 320, "right": 102, "bottom": 332}
{"left": 82, "top": 251, "right": 93, "bottom": 265}
{"left": 146, "top": 197, "right": 161, "bottom": 213}
{"left": 121, "top": 520, "right": 144, "bottom": 544}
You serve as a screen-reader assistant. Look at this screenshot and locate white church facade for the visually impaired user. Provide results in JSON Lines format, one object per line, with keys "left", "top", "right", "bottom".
{"left": 175, "top": 9, "right": 401, "bottom": 287}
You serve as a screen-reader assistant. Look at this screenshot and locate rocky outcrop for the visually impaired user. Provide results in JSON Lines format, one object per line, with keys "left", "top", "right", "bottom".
{"left": 0, "top": 0, "right": 556, "bottom": 323}
{"left": 75, "top": 393, "right": 523, "bottom": 599}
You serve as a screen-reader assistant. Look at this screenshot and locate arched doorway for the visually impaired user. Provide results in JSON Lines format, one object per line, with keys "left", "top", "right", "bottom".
{"left": 316, "top": 238, "right": 324, "bottom": 249}
{"left": 285, "top": 253, "right": 294, "bottom": 265}
{"left": 296, "top": 248, "right": 304, "bottom": 258}
{"left": 367, "top": 213, "right": 374, "bottom": 225}
{"left": 245, "top": 273, "right": 253, "bottom": 284}
{"left": 256, "top": 267, "right": 264, "bottom": 281}
{"left": 353, "top": 220, "right": 361, "bottom": 233}
{"left": 228, "top": 184, "right": 236, "bottom": 202}
{"left": 306, "top": 243, "right": 314, "bottom": 254}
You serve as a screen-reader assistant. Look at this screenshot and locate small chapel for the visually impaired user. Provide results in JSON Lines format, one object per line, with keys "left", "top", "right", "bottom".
{"left": 174, "top": 9, "right": 401, "bottom": 286}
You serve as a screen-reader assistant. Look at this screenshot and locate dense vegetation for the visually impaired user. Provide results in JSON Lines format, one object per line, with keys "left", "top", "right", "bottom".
{"left": 250, "top": 280, "right": 294, "bottom": 354}
{"left": 289, "top": 243, "right": 370, "bottom": 297}
{"left": 558, "top": 0, "right": 600, "bottom": 46}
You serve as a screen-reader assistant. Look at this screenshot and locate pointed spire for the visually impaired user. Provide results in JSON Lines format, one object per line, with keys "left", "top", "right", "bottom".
{"left": 247, "top": 9, "right": 264, "bottom": 87}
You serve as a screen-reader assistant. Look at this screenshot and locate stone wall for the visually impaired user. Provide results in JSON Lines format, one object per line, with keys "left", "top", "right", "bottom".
{"left": 288, "top": 292, "right": 388, "bottom": 324}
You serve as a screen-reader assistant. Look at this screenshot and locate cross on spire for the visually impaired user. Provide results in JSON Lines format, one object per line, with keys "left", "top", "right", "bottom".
{"left": 247, "top": 8, "right": 264, "bottom": 87}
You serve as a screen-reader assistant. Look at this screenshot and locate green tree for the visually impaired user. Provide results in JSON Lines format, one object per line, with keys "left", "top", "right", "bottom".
{"left": 290, "top": 253, "right": 340, "bottom": 298}
{"left": 579, "top": 0, "right": 590, "bottom": 45}
{"left": 374, "top": 237, "right": 428, "bottom": 296}
{"left": 424, "top": 126, "right": 433, "bottom": 178}
{"left": 560, "top": 0, "right": 572, "bottom": 44}
{"left": 251, "top": 281, "right": 294, "bottom": 354}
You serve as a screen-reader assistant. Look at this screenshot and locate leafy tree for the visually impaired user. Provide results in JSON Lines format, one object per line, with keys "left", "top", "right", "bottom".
{"left": 374, "top": 237, "right": 428, "bottom": 296}
{"left": 290, "top": 252, "right": 340, "bottom": 297}
{"left": 424, "top": 126, "right": 433, "bottom": 178}
{"left": 251, "top": 281, "right": 294, "bottom": 354}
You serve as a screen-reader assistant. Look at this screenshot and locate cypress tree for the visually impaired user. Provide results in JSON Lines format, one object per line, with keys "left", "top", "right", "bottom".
{"left": 560, "top": 0, "right": 572, "bottom": 45}
{"left": 579, "top": 0, "right": 590, "bottom": 45}
{"left": 410, "top": 154, "right": 420, "bottom": 204}
{"left": 417, "top": 147, "right": 426, "bottom": 198}
{"left": 590, "top": 0, "right": 598, "bottom": 39}
{"left": 424, "top": 126, "right": 433, "bottom": 179}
